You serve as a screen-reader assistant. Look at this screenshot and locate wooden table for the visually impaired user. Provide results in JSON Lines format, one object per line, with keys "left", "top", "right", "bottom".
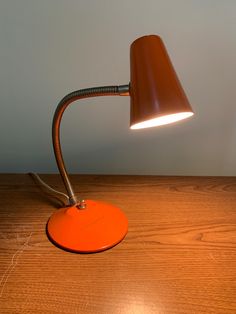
{"left": 0, "top": 174, "right": 236, "bottom": 314}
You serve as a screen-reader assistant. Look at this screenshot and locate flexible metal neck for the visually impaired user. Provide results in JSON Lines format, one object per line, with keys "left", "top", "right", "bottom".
{"left": 52, "top": 84, "right": 130, "bottom": 206}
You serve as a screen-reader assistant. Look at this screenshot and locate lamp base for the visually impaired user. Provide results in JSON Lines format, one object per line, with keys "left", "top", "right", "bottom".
{"left": 47, "top": 200, "right": 128, "bottom": 253}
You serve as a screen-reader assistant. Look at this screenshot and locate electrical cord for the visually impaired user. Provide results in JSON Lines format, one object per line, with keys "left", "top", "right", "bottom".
{"left": 29, "top": 172, "right": 69, "bottom": 201}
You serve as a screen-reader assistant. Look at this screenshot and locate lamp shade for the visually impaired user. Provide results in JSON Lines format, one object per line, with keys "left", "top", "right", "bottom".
{"left": 130, "top": 35, "right": 193, "bottom": 129}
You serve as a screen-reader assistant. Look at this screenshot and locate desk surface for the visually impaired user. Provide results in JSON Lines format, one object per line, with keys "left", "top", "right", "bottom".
{"left": 0, "top": 174, "right": 236, "bottom": 314}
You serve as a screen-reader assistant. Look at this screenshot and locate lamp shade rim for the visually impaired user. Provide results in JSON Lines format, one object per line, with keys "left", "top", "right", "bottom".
{"left": 130, "top": 111, "right": 194, "bottom": 130}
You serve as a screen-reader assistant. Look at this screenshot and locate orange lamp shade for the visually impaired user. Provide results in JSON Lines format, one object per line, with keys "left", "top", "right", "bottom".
{"left": 130, "top": 35, "right": 193, "bottom": 129}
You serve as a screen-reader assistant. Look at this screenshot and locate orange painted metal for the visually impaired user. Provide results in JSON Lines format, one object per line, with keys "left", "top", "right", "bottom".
{"left": 130, "top": 35, "right": 193, "bottom": 127}
{"left": 47, "top": 200, "right": 128, "bottom": 253}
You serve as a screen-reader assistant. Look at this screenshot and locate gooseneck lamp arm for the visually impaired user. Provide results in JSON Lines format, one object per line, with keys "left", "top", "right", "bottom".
{"left": 52, "top": 84, "right": 130, "bottom": 206}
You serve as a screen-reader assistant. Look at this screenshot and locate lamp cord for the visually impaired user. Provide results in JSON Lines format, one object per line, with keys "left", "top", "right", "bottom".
{"left": 29, "top": 172, "right": 69, "bottom": 201}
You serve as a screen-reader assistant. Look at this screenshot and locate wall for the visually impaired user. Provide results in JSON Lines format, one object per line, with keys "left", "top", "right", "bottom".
{"left": 0, "top": 0, "right": 236, "bottom": 175}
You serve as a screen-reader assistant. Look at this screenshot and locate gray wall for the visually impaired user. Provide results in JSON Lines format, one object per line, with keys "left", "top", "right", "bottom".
{"left": 1, "top": 0, "right": 236, "bottom": 175}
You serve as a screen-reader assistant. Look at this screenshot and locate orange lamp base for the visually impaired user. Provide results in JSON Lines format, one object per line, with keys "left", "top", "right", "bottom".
{"left": 47, "top": 200, "right": 128, "bottom": 253}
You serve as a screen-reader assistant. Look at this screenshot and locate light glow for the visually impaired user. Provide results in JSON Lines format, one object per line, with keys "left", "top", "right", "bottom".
{"left": 130, "top": 112, "right": 194, "bottom": 130}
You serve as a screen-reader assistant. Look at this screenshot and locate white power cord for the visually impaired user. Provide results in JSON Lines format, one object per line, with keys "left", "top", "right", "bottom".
{"left": 29, "top": 172, "right": 69, "bottom": 200}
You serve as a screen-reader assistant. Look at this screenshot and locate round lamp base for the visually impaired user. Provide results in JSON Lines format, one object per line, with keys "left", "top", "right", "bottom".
{"left": 47, "top": 200, "right": 128, "bottom": 253}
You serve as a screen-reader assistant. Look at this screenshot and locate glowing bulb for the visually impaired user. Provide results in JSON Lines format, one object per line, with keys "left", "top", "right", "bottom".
{"left": 130, "top": 112, "right": 194, "bottom": 130}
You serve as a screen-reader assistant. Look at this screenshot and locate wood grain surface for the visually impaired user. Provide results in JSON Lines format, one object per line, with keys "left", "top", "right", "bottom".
{"left": 0, "top": 174, "right": 236, "bottom": 314}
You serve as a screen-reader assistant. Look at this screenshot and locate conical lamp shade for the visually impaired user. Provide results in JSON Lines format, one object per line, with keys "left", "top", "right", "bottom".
{"left": 130, "top": 35, "right": 193, "bottom": 129}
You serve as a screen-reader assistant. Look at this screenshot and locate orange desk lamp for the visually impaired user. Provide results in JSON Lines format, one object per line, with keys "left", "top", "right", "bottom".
{"left": 47, "top": 35, "right": 194, "bottom": 253}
